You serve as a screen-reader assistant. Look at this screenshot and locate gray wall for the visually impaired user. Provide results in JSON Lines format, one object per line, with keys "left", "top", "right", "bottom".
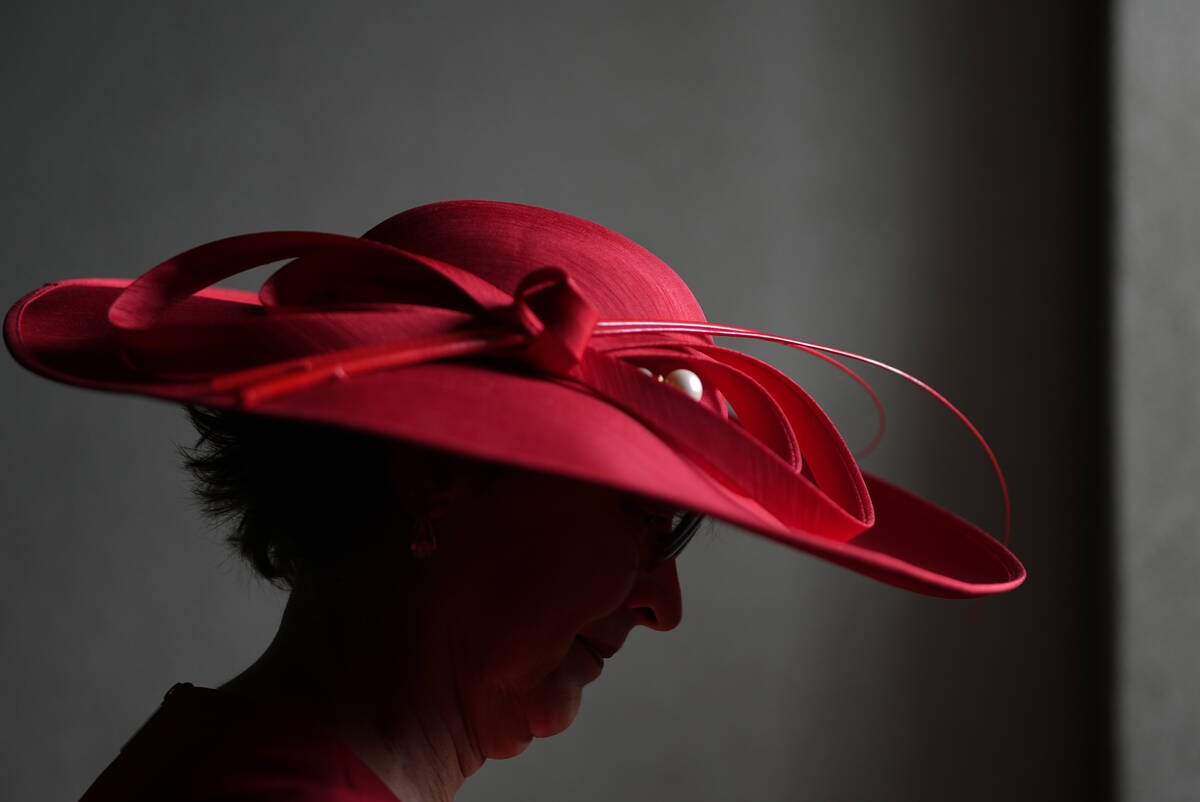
{"left": 1116, "top": 1, "right": 1200, "bottom": 800}
{"left": 1, "top": 4, "right": 1095, "bottom": 800}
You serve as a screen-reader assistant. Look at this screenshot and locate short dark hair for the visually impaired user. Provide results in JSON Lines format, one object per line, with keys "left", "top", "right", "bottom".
{"left": 180, "top": 405, "right": 401, "bottom": 588}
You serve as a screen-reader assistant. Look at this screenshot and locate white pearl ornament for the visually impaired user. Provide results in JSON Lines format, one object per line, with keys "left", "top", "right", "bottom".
{"left": 664, "top": 368, "right": 704, "bottom": 402}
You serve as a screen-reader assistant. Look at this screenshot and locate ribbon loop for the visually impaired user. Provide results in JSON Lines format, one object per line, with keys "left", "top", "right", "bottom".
{"left": 508, "top": 268, "right": 599, "bottom": 376}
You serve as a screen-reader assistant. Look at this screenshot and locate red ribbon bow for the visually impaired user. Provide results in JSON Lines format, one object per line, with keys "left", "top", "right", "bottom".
{"left": 104, "top": 230, "right": 1010, "bottom": 549}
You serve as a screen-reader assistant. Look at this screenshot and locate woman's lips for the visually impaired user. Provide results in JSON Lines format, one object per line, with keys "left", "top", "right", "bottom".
{"left": 575, "top": 636, "right": 616, "bottom": 667}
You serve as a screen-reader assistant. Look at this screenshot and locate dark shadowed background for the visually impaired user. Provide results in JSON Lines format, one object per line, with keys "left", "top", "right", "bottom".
{"left": 1, "top": 2, "right": 1195, "bottom": 801}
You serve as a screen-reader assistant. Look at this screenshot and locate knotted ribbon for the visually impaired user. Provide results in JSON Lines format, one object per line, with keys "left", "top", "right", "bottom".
{"left": 105, "top": 231, "right": 1009, "bottom": 548}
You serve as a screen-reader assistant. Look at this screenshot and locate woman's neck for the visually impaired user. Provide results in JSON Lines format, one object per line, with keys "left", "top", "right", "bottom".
{"left": 221, "top": 583, "right": 484, "bottom": 802}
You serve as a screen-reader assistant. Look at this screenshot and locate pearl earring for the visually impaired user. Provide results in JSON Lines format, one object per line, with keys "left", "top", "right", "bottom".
{"left": 410, "top": 518, "right": 438, "bottom": 559}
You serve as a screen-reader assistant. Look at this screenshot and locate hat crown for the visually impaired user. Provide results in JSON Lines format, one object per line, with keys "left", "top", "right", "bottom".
{"left": 358, "top": 200, "right": 706, "bottom": 322}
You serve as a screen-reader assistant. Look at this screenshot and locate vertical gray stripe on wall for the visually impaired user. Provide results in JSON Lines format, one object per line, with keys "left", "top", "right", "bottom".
{"left": 1116, "top": 1, "right": 1200, "bottom": 800}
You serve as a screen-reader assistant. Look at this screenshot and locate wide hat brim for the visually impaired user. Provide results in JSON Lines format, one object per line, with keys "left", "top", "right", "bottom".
{"left": 4, "top": 201, "right": 1024, "bottom": 598}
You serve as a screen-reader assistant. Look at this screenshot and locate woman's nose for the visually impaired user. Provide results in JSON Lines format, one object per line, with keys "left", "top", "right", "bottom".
{"left": 625, "top": 558, "right": 683, "bottom": 631}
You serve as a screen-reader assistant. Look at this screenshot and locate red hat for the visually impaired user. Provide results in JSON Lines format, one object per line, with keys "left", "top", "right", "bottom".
{"left": 4, "top": 200, "right": 1023, "bottom": 598}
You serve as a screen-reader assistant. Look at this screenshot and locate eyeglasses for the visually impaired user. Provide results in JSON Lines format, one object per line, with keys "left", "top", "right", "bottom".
{"left": 644, "top": 508, "right": 704, "bottom": 567}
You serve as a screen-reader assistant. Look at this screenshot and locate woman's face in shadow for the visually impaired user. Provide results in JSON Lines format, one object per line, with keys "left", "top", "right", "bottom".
{"left": 432, "top": 469, "right": 684, "bottom": 759}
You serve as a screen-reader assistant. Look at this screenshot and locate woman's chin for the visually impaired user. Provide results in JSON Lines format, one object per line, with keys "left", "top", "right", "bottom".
{"left": 526, "top": 677, "right": 585, "bottom": 739}
{"left": 477, "top": 684, "right": 583, "bottom": 759}
{"left": 477, "top": 639, "right": 600, "bottom": 756}
{"left": 480, "top": 705, "right": 577, "bottom": 760}
{"left": 484, "top": 733, "right": 534, "bottom": 760}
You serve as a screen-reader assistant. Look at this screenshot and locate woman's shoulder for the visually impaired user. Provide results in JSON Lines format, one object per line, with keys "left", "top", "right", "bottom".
{"left": 78, "top": 684, "right": 400, "bottom": 802}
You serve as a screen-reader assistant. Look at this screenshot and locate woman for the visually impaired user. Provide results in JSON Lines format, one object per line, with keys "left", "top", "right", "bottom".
{"left": 4, "top": 200, "right": 1024, "bottom": 801}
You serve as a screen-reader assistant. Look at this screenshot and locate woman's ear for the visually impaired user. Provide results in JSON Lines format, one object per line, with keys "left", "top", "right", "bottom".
{"left": 384, "top": 442, "right": 497, "bottom": 524}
